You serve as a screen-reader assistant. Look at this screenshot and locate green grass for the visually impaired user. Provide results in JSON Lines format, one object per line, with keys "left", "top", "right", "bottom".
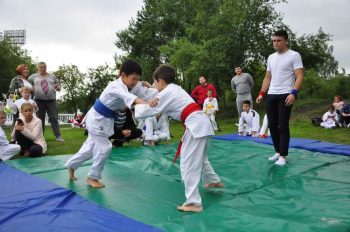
{"left": 3, "top": 115, "right": 349, "bottom": 157}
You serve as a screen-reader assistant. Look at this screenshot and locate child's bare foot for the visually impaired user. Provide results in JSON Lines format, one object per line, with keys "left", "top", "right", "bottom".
{"left": 204, "top": 182, "right": 224, "bottom": 188}
{"left": 177, "top": 204, "right": 203, "bottom": 212}
{"left": 87, "top": 177, "right": 105, "bottom": 188}
{"left": 68, "top": 168, "right": 77, "bottom": 181}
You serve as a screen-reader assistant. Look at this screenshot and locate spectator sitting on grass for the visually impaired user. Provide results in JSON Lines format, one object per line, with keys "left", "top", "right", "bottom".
{"left": 320, "top": 105, "right": 339, "bottom": 129}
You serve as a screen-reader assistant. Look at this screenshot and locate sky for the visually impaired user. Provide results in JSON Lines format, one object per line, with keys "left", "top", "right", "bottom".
{"left": 0, "top": 0, "right": 349, "bottom": 73}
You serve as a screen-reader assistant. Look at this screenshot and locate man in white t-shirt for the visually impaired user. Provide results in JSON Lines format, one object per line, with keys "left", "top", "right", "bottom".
{"left": 256, "top": 30, "right": 304, "bottom": 166}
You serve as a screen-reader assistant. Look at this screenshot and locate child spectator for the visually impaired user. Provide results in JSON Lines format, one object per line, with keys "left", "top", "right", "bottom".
{"left": 333, "top": 95, "right": 345, "bottom": 114}
{"left": 238, "top": 100, "right": 260, "bottom": 137}
{"left": 70, "top": 111, "right": 84, "bottom": 128}
{"left": 258, "top": 114, "right": 270, "bottom": 138}
{"left": 0, "top": 110, "right": 21, "bottom": 161}
{"left": 10, "top": 86, "right": 38, "bottom": 118}
{"left": 11, "top": 103, "right": 47, "bottom": 157}
{"left": 203, "top": 90, "right": 219, "bottom": 131}
{"left": 339, "top": 103, "right": 350, "bottom": 128}
{"left": 320, "top": 105, "right": 339, "bottom": 129}
{"left": 135, "top": 64, "right": 223, "bottom": 213}
{"left": 142, "top": 113, "right": 170, "bottom": 146}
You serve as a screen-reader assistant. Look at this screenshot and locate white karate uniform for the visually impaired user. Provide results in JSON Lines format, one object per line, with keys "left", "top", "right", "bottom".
{"left": 0, "top": 126, "right": 20, "bottom": 161}
{"left": 320, "top": 111, "right": 338, "bottom": 129}
{"left": 10, "top": 98, "right": 37, "bottom": 117}
{"left": 203, "top": 97, "right": 219, "bottom": 131}
{"left": 65, "top": 78, "right": 138, "bottom": 180}
{"left": 135, "top": 83, "right": 221, "bottom": 206}
{"left": 259, "top": 114, "right": 270, "bottom": 136}
{"left": 143, "top": 114, "right": 170, "bottom": 142}
{"left": 238, "top": 109, "right": 260, "bottom": 136}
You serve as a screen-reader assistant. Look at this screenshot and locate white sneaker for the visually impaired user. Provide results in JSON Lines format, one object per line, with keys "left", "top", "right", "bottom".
{"left": 268, "top": 153, "right": 280, "bottom": 161}
{"left": 274, "top": 157, "right": 286, "bottom": 166}
{"left": 56, "top": 137, "right": 65, "bottom": 142}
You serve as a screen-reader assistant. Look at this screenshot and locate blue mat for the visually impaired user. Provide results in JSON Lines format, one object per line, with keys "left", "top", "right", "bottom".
{"left": 0, "top": 162, "right": 162, "bottom": 232}
{"left": 213, "top": 134, "right": 350, "bottom": 156}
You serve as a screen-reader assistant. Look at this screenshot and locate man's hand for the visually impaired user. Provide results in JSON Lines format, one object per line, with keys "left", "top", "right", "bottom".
{"left": 54, "top": 83, "right": 61, "bottom": 91}
{"left": 149, "top": 98, "right": 159, "bottom": 107}
{"left": 285, "top": 94, "right": 295, "bottom": 106}
{"left": 256, "top": 95, "right": 263, "bottom": 104}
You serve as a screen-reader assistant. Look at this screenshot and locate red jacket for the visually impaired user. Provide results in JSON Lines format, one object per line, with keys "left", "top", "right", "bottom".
{"left": 191, "top": 84, "right": 217, "bottom": 105}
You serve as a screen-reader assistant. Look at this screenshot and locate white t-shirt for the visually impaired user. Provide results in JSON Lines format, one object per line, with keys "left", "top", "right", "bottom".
{"left": 267, "top": 49, "right": 303, "bottom": 94}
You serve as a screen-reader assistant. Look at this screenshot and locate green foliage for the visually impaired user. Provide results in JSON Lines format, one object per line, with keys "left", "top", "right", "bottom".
{"left": 53, "top": 65, "right": 85, "bottom": 113}
{"left": 0, "top": 39, "right": 36, "bottom": 98}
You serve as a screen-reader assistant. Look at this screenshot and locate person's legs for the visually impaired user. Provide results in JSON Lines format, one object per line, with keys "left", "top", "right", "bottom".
{"left": 29, "top": 144, "right": 43, "bottom": 157}
{"left": 144, "top": 119, "right": 154, "bottom": 141}
{"left": 179, "top": 130, "right": 205, "bottom": 208}
{"left": 236, "top": 95, "right": 244, "bottom": 118}
{"left": 127, "top": 128, "right": 142, "bottom": 141}
{"left": 35, "top": 99, "right": 47, "bottom": 133}
{"left": 15, "top": 130, "right": 34, "bottom": 155}
{"left": 209, "top": 114, "right": 219, "bottom": 131}
{"left": 65, "top": 135, "right": 95, "bottom": 180}
{"left": 277, "top": 94, "right": 292, "bottom": 157}
{"left": 201, "top": 137, "right": 221, "bottom": 186}
{"left": 87, "top": 134, "right": 112, "bottom": 185}
{"left": 46, "top": 100, "right": 61, "bottom": 139}
{"left": 265, "top": 94, "right": 280, "bottom": 154}
{"left": 0, "top": 144, "right": 21, "bottom": 161}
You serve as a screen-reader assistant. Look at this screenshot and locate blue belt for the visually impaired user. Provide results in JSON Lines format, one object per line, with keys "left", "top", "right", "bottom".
{"left": 93, "top": 99, "right": 116, "bottom": 118}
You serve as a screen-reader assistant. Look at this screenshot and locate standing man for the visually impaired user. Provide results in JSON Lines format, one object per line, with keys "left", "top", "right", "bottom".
{"left": 256, "top": 30, "right": 304, "bottom": 166}
{"left": 231, "top": 65, "right": 254, "bottom": 117}
{"left": 191, "top": 76, "right": 217, "bottom": 108}
{"left": 29, "top": 62, "right": 64, "bottom": 142}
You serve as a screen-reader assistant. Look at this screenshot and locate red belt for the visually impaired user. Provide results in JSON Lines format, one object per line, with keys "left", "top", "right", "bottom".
{"left": 173, "top": 103, "right": 202, "bottom": 163}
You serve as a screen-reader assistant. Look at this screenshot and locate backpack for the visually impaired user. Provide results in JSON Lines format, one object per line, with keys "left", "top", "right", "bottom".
{"left": 311, "top": 116, "right": 323, "bottom": 126}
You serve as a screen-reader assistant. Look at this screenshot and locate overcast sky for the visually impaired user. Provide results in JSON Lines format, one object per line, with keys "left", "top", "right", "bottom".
{"left": 0, "top": 0, "right": 349, "bottom": 73}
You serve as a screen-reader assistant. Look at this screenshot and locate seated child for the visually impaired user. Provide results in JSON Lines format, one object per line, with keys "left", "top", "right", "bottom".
{"left": 258, "top": 114, "right": 270, "bottom": 138}
{"left": 65, "top": 60, "right": 146, "bottom": 188}
{"left": 320, "top": 105, "right": 339, "bottom": 129}
{"left": 109, "top": 108, "right": 142, "bottom": 147}
{"left": 339, "top": 103, "right": 350, "bottom": 128}
{"left": 135, "top": 64, "right": 223, "bottom": 213}
{"left": 203, "top": 90, "right": 219, "bottom": 131}
{"left": 333, "top": 95, "right": 345, "bottom": 114}
{"left": 0, "top": 110, "right": 21, "bottom": 161}
{"left": 11, "top": 103, "right": 47, "bottom": 157}
{"left": 70, "top": 111, "right": 84, "bottom": 128}
{"left": 142, "top": 113, "right": 170, "bottom": 146}
{"left": 238, "top": 100, "right": 260, "bottom": 137}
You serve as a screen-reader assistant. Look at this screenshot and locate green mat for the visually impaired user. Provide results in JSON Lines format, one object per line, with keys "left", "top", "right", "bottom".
{"left": 6, "top": 140, "right": 350, "bottom": 232}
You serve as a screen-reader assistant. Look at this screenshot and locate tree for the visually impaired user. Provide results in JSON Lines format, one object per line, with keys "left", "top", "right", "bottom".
{"left": 53, "top": 65, "right": 85, "bottom": 113}
{"left": 0, "top": 39, "right": 35, "bottom": 98}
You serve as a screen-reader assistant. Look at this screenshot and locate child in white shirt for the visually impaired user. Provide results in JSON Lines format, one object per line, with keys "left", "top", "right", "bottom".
{"left": 238, "top": 100, "right": 260, "bottom": 137}
{"left": 320, "top": 105, "right": 339, "bottom": 129}
{"left": 203, "top": 90, "right": 219, "bottom": 131}
{"left": 0, "top": 110, "right": 20, "bottom": 161}
{"left": 10, "top": 86, "right": 38, "bottom": 117}
{"left": 142, "top": 113, "right": 170, "bottom": 146}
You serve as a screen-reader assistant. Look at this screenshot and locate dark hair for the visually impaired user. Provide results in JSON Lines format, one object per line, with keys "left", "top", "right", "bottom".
{"left": 234, "top": 64, "right": 242, "bottom": 68}
{"left": 334, "top": 95, "right": 343, "bottom": 101}
{"left": 153, "top": 64, "right": 176, "bottom": 84}
{"left": 274, "top": 30, "right": 288, "bottom": 40}
{"left": 242, "top": 100, "right": 251, "bottom": 106}
{"left": 329, "top": 105, "right": 335, "bottom": 111}
{"left": 120, "top": 60, "right": 142, "bottom": 76}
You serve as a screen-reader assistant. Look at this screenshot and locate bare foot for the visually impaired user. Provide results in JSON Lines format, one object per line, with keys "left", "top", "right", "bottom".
{"left": 204, "top": 182, "right": 224, "bottom": 188}
{"left": 87, "top": 177, "right": 105, "bottom": 188}
{"left": 68, "top": 168, "right": 77, "bottom": 181}
{"left": 177, "top": 204, "right": 203, "bottom": 212}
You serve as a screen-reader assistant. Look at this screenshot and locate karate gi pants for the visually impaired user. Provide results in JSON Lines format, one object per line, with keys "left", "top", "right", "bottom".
{"left": 0, "top": 144, "right": 20, "bottom": 161}
{"left": 65, "top": 133, "right": 112, "bottom": 180}
{"left": 180, "top": 129, "right": 221, "bottom": 206}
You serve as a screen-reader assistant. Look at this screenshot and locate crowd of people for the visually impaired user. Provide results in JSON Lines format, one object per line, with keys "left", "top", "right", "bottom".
{"left": 318, "top": 95, "right": 350, "bottom": 129}
{"left": 2, "top": 29, "right": 347, "bottom": 213}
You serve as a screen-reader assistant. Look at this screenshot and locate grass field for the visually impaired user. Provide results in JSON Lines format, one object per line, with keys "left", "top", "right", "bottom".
{"left": 2, "top": 97, "right": 349, "bottom": 156}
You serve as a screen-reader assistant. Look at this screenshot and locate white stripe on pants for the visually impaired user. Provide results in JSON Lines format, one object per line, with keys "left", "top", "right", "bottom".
{"left": 65, "top": 133, "right": 112, "bottom": 180}
{"left": 180, "top": 129, "right": 221, "bottom": 206}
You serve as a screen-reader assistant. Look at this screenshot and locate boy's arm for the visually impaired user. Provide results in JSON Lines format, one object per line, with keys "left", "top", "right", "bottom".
{"left": 252, "top": 113, "right": 260, "bottom": 132}
{"left": 238, "top": 114, "right": 244, "bottom": 133}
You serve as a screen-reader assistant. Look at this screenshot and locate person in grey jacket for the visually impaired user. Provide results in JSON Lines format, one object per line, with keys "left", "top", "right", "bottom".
{"left": 231, "top": 65, "right": 254, "bottom": 117}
